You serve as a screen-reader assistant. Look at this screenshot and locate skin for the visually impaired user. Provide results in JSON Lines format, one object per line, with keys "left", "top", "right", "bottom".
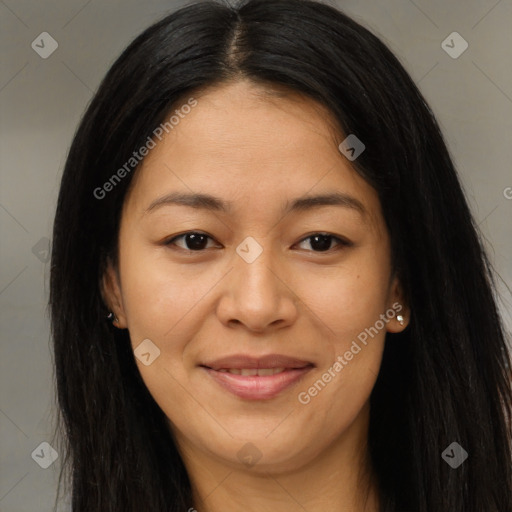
{"left": 103, "top": 79, "right": 409, "bottom": 511}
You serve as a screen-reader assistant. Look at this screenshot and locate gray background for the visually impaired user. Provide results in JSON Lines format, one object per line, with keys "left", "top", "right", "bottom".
{"left": 1, "top": 0, "right": 511, "bottom": 510}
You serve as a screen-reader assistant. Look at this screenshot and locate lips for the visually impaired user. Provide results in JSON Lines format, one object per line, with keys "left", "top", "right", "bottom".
{"left": 201, "top": 354, "right": 313, "bottom": 371}
{"left": 200, "top": 354, "right": 314, "bottom": 400}
{"left": 218, "top": 367, "right": 286, "bottom": 376}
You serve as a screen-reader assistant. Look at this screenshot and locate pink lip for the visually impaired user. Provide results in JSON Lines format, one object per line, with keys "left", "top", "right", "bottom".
{"left": 200, "top": 353, "right": 314, "bottom": 400}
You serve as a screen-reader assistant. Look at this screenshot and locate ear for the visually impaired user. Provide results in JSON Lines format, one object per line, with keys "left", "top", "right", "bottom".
{"left": 386, "top": 274, "right": 410, "bottom": 333}
{"left": 100, "top": 259, "right": 127, "bottom": 329}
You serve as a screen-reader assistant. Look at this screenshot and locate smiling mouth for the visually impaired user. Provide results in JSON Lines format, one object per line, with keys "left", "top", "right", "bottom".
{"left": 199, "top": 354, "right": 315, "bottom": 400}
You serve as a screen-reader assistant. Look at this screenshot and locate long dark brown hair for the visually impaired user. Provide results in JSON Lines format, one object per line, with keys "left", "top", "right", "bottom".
{"left": 50, "top": 0, "right": 512, "bottom": 510}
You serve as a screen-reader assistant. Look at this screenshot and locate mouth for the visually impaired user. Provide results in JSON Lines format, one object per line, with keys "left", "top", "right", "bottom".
{"left": 214, "top": 367, "right": 291, "bottom": 376}
{"left": 200, "top": 354, "right": 315, "bottom": 400}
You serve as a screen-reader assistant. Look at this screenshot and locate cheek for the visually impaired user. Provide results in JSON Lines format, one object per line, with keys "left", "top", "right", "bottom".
{"left": 306, "top": 251, "right": 391, "bottom": 346}
{"left": 119, "top": 243, "right": 207, "bottom": 340}
{"left": 295, "top": 247, "right": 390, "bottom": 411}
{"left": 117, "top": 244, "right": 205, "bottom": 425}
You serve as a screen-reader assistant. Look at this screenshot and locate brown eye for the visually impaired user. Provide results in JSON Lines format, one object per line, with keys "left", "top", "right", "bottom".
{"left": 296, "top": 233, "right": 351, "bottom": 252}
{"left": 165, "top": 232, "right": 216, "bottom": 251}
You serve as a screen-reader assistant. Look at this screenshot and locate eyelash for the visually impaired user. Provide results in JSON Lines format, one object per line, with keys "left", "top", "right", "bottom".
{"left": 164, "top": 231, "right": 352, "bottom": 254}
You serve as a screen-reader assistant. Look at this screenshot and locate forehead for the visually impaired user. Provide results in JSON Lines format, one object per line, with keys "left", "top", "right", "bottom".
{"left": 122, "top": 80, "right": 382, "bottom": 228}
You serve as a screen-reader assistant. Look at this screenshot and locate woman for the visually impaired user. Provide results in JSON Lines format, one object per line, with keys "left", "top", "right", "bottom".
{"left": 49, "top": 0, "right": 512, "bottom": 510}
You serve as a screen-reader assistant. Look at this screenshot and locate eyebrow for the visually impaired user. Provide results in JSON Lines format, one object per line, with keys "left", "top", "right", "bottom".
{"left": 144, "top": 191, "right": 367, "bottom": 217}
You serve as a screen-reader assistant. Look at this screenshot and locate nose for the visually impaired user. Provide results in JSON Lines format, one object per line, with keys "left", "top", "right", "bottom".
{"left": 216, "top": 240, "right": 299, "bottom": 333}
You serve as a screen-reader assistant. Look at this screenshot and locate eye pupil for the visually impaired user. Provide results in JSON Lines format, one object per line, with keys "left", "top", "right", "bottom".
{"left": 310, "top": 234, "right": 332, "bottom": 252}
{"left": 185, "top": 233, "right": 208, "bottom": 250}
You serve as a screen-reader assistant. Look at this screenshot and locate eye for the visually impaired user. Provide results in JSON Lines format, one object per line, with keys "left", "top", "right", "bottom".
{"left": 295, "top": 233, "right": 351, "bottom": 252}
{"left": 165, "top": 231, "right": 218, "bottom": 251}
{"left": 164, "top": 231, "right": 351, "bottom": 253}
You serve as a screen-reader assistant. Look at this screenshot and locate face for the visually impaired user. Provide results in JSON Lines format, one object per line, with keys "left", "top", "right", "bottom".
{"left": 103, "top": 79, "right": 408, "bottom": 475}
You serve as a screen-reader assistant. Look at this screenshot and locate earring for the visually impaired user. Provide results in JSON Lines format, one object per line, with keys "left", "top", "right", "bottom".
{"left": 396, "top": 314, "right": 405, "bottom": 326}
{"left": 107, "top": 311, "right": 119, "bottom": 324}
